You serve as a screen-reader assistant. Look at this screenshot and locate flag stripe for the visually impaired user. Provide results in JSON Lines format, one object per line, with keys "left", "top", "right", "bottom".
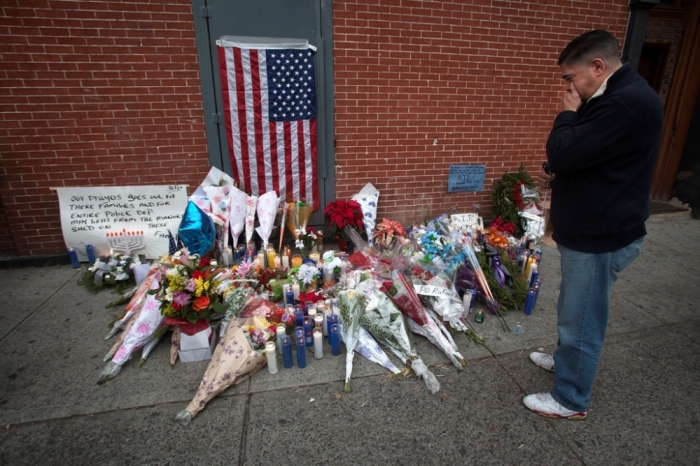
{"left": 220, "top": 45, "right": 318, "bottom": 208}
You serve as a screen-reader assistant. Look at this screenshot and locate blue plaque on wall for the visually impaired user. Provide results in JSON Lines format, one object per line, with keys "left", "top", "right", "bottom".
{"left": 447, "top": 165, "right": 486, "bottom": 192}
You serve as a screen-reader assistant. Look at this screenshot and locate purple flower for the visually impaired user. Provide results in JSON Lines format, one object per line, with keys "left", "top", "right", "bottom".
{"left": 185, "top": 279, "right": 197, "bottom": 293}
{"left": 172, "top": 291, "right": 191, "bottom": 308}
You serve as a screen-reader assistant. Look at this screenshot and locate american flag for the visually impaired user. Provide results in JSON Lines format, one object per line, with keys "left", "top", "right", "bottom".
{"left": 218, "top": 44, "right": 319, "bottom": 209}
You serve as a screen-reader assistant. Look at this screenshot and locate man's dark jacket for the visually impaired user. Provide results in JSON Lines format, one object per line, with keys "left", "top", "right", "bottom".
{"left": 546, "top": 63, "right": 664, "bottom": 253}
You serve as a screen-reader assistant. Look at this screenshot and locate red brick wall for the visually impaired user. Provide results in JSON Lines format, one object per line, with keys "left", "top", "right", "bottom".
{"left": 1, "top": 0, "right": 632, "bottom": 257}
{"left": 0, "top": 0, "right": 210, "bottom": 257}
{"left": 332, "top": 0, "right": 629, "bottom": 225}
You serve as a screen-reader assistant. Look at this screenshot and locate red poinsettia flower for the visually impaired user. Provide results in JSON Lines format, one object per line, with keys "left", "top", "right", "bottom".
{"left": 324, "top": 200, "right": 364, "bottom": 236}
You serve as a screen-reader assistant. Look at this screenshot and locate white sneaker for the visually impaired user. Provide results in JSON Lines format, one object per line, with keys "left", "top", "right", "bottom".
{"left": 529, "top": 352, "right": 555, "bottom": 372}
{"left": 523, "top": 393, "right": 587, "bottom": 420}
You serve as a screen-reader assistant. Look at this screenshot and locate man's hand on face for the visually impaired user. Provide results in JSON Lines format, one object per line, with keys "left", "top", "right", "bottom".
{"left": 562, "top": 86, "right": 582, "bottom": 112}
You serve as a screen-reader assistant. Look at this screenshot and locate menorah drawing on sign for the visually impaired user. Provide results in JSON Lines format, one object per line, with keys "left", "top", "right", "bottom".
{"left": 106, "top": 229, "right": 146, "bottom": 255}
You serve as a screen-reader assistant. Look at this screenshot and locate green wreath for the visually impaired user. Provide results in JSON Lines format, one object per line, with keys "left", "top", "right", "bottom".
{"left": 490, "top": 165, "right": 535, "bottom": 237}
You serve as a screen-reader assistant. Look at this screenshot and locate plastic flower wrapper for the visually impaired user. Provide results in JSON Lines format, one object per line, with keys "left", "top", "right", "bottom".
{"left": 255, "top": 191, "right": 280, "bottom": 249}
{"left": 340, "top": 326, "right": 402, "bottom": 378}
{"left": 238, "top": 296, "right": 277, "bottom": 320}
{"left": 201, "top": 185, "right": 231, "bottom": 227}
{"left": 97, "top": 282, "right": 166, "bottom": 384}
{"left": 351, "top": 183, "right": 379, "bottom": 245}
{"left": 361, "top": 289, "right": 440, "bottom": 394}
{"left": 228, "top": 186, "right": 249, "bottom": 249}
{"left": 386, "top": 270, "right": 465, "bottom": 369}
{"left": 219, "top": 285, "right": 255, "bottom": 337}
{"left": 244, "top": 195, "right": 258, "bottom": 247}
{"left": 170, "top": 326, "right": 181, "bottom": 367}
{"left": 104, "top": 266, "right": 159, "bottom": 340}
{"left": 413, "top": 273, "right": 468, "bottom": 333}
{"left": 176, "top": 317, "right": 268, "bottom": 426}
{"left": 338, "top": 289, "right": 366, "bottom": 392}
{"left": 285, "top": 201, "right": 313, "bottom": 240}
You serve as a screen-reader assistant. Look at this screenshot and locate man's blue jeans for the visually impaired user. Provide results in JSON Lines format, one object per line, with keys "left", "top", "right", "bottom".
{"left": 551, "top": 237, "right": 645, "bottom": 412}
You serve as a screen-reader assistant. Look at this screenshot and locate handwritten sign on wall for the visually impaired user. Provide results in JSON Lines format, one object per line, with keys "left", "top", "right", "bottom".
{"left": 55, "top": 185, "right": 188, "bottom": 261}
{"left": 447, "top": 165, "right": 486, "bottom": 193}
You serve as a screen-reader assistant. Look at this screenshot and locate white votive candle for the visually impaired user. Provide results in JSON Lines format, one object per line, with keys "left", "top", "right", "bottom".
{"left": 321, "top": 304, "right": 331, "bottom": 336}
{"left": 292, "top": 282, "right": 300, "bottom": 300}
{"left": 276, "top": 323, "right": 286, "bottom": 355}
{"left": 265, "top": 342, "right": 278, "bottom": 374}
{"left": 281, "top": 255, "right": 289, "bottom": 270}
{"left": 313, "top": 329, "right": 323, "bottom": 359}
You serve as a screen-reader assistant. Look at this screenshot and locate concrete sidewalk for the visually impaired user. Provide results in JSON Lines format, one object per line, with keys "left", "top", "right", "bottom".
{"left": 0, "top": 215, "right": 698, "bottom": 465}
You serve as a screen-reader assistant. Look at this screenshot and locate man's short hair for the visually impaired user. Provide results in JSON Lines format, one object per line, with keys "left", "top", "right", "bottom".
{"left": 558, "top": 30, "right": 620, "bottom": 67}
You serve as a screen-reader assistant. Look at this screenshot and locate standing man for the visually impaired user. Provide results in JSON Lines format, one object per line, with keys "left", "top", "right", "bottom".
{"left": 523, "top": 30, "right": 663, "bottom": 419}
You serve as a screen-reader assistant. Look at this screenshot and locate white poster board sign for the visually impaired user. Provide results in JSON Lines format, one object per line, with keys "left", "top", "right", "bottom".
{"left": 55, "top": 185, "right": 188, "bottom": 261}
{"left": 449, "top": 213, "right": 483, "bottom": 232}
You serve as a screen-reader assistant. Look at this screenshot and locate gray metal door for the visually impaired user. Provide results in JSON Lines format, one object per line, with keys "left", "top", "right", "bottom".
{"left": 191, "top": 0, "right": 334, "bottom": 225}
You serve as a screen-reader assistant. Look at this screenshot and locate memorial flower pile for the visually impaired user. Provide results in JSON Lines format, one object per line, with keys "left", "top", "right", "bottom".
{"left": 90, "top": 168, "right": 545, "bottom": 424}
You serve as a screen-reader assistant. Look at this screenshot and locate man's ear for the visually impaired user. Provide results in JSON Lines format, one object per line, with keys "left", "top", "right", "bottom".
{"left": 589, "top": 58, "right": 606, "bottom": 77}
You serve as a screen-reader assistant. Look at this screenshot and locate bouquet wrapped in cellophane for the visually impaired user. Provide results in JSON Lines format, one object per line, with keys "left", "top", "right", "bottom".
{"left": 387, "top": 270, "right": 465, "bottom": 369}
{"left": 361, "top": 289, "right": 440, "bottom": 394}
{"left": 285, "top": 201, "right": 313, "bottom": 240}
{"left": 338, "top": 289, "right": 365, "bottom": 392}
{"left": 176, "top": 316, "right": 273, "bottom": 425}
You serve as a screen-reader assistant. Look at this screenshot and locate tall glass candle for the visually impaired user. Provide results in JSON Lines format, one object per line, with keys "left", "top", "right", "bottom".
{"left": 294, "top": 306, "right": 304, "bottom": 328}
{"left": 313, "top": 329, "right": 324, "bottom": 359}
{"left": 292, "top": 282, "right": 300, "bottom": 301}
{"left": 85, "top": 244, "right": 95, "bottom": 263}
{"left": 523, "top": 289, "right": 536, "bottom": 315}
{"left": 266, "top": 245, "right": 276, "bottom": 270}
{"left": 276, "top": 323, "right": 286, "bottom": 355}
{"left": 304, "top": 316, "right": 314, "bottom": 348}
{"left": 282, "top": 337, "right": 293, "bottom": 368}
{"left": 313, "top": 314, "right": 323, "bottom": 332}
{"left": 308, "top": 251, "right": 321, "bottom": 264}
{"left": 68, "top": 248, "right": 80, "bottom": 268}
{"left": 329, "top": 323, "right": 341, "bottom": 356}
{"left": 285, "top": 289, "right": 295, "bottom": 306}
{"left": 326, "top": 314, "right": 338, "bottom": 335}
{"left": 296, "top": 336, "right": 307, "bottom": 368}
{"left": 320, "top": 304, "right": 331, "bottom": 336}
{"left": 281, "top": 255, "right": 290, "bottom": 270}
{"left": 265, "top": 342, "right": 278, "bottom": 374}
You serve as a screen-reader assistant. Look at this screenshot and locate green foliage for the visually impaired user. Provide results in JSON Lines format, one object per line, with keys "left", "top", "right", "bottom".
{"left": 476, "top": 249, "right": 528, "bottom": 313}
{"left": 490, "top": 165, "right": 535, "bottom": 236}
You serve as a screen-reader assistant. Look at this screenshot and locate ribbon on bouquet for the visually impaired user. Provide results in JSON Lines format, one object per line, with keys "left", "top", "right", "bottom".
{"left": 492, "top": 254, "right": 507, "bottom": 287}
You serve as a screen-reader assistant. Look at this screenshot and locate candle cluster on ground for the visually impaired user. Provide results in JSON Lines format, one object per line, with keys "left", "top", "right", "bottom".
{"left": 262, "top": 296, "right": 343, "bottom": 373}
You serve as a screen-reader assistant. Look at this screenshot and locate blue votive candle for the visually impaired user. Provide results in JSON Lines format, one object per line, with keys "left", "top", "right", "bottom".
{"left": 68, "top": 248, "right": 80, "bottom": 268}
{"left": 304, "top": 316, "right": 314, "bottom": 348}
{"left": 329, "top": 323, "right": 341, "bottom": 356}
{"left": 294, "top": 306, "right": 305, "bottom": 328}
{"left": 469, "top": 289, "right": 477, "bottom": 312}
{"left": 326, "top": 313, "right": 338, "bottom": 332}
{"left": 285, "top": 290, "right": 295, "bottom": 306}
{"left": 296, "top": 336, "right": 307, "bottom": 368}
{"left": 523, "top": 289, "right": 536, "bottom": 315}
{"left": 294, "top": 326, "right": 305, "bottom": 344}
{"left": 282, "top": 337, "right": 293, "bottom": 368}
{"left": 85, "top": 244, "right": 96, "bottom": 263}
{"left": 530, "top": 270, "right": 540, "bottom": 288}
